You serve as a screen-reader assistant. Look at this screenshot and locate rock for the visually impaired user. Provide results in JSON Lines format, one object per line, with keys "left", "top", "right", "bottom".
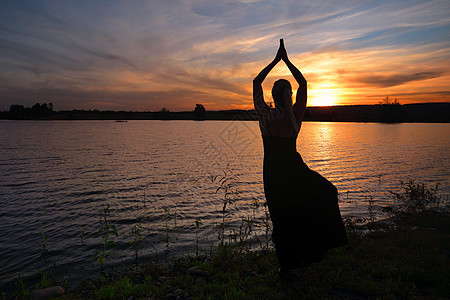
{"left": 186, "top": 266, "right": 198, "bottom": 275}
{"left": 163, "top": 293, "right": 176, "bottom": 300}
{"left": 186, "top": 266, "right": 208, "bottom": 277}
{"left": 195, "top": 277, "right": 206, "bottom": 285}
{"left": 30, "top": 286, "right": 64, "bottom": 300}
{"left": 174, "top": 288, "right": 184, "bottom": 296}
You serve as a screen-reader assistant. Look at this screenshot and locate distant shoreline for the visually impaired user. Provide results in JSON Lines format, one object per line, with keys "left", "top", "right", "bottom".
{"left": 1, "top": 103, "right": 449, "bottom": 123}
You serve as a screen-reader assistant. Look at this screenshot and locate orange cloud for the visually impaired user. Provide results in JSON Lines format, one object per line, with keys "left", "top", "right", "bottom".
{"left": 236, "top": 43, "right": 450, "bottom": 108}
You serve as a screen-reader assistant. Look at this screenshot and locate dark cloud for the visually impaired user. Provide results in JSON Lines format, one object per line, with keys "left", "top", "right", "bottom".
{"left": 191, "top": 1, "right": 231, "bottom": 17}
{"left": 73, "top": 46, "right": 138, "bottom": 71}
{"left": 0, "top": 1, "right": 449, "bottom": 110}
{"left": 338, "top": 90, "right": 450, "bottom": 105}
{"left": 369, "top": 90, "right": 450, "bottom": 98}
{"left": 0, "top": 37, "right": 86, "bottom": 73}
{"left": 353, "top": 71, "right": 444, "bottom": 87}
{"left": 152, "top": 64, "right": 250, "bottom": 96}
{"left": 0, "top": 86, "right": 191, "bottom": 110}
{"left": 0, "top": 83, "right": 248, "bottom": 112}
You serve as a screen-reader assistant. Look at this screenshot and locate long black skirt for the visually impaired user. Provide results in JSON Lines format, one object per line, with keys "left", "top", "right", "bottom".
{"left": 263, "top": 137, "right": 348, "bottom": 270}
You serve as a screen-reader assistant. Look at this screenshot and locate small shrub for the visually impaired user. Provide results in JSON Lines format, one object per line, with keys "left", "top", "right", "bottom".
{"left": 39, "top": 216, "right": 50, "bottom": 256}
{"left": 211, "top": 170, "right": 239, "bottom": 245}
{"left": 96, "top": 277, "right": 133, "bottom": 300}
{"left": 390, "top": 181, "right": 446, "bottom": 214}
{"left": 129, "top": 223, "right": 143, "bottom": 262}
{"left": 35, "top": 270, "right": 51, "bottom": 290}
{"left": 12, "top": 275, "right": 30, "bottom": 299}
{"left": 93, "top": 204, "right": 118, "bottom": 273}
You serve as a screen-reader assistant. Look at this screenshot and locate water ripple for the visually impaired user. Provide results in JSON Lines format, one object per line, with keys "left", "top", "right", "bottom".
{"left": 0, "top": 120, "right": 448, "bottom": 291}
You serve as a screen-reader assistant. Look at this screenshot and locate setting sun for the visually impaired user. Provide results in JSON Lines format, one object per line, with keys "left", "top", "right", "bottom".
{"left": 0, "top": 1, "right": 449, "bottom": 111}
{"left": 308, "top": 88, "right": 340, "bottom": 107}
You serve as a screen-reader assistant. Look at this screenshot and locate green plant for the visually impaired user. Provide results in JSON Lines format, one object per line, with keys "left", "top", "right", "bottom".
{"left": 93, "top": 204, "right": 118, "bottom": 273}
{"left": 39, "top": 215, "right": 50, "bottom": 256}
{"left": 237, "top": 216, "right": 254, "bottom": 251}
{"left": 96, "top": 277, "right": 133, "bottom": 300}
{"left": 367, "top": 195, "right": 376, "bottom": 223}
{"left": 173, "top": 201, "right": 179, "bottom": 226}
{"left": 129, "top": 223, "right": 143, "bottom": 262}
{"left": 80, "top": 226, "right": 86, "bottom": 245}
{"left": 195, "top": 218, "right": 203, "bottom": 257}
{"left": 390, "top": 181, "right": 445, "bottom": 213}
{"left": 212, "top": 170, "right": 239, "bottom": 245}
{"left": 12, "top": 274, "right": 30, "bottom": 299}
{"left": 35, "top": 269, "right": 51, "bottom": 289}
{"left": 237, "top": 196, "right": 264, "bottom": 251}
{"left": 61, "top": 269, "right": 71, "bottom": 292}
{"left": 143, "top": 274, "right": 152, "bottom": 289}
{"left": 164, "top": 207, "right": 171, "bottom": 247}
{"left": 261, "top": 200, "right": 272, "bottom": 250}
{"left": 251, "top": 196, "right": 260, "bottom": 218}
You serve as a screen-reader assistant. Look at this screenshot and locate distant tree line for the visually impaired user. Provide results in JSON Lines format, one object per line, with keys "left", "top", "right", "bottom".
{"left": 193, "top": 104, "right": 206, "bottom": 120}
{"left": 2, "top": 100, "right": 447, "bottom": 122}
{"left": 156, "top": 104, "right": 207, "bottom": 120}
{"left": 9, "top": 102, "right": 55, "bottom": 119}
{"left": 378, "top": 96, "right": 403, "bottom": 123}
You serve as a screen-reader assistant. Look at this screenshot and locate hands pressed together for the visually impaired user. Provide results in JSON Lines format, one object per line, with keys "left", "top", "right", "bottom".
{"left": 253, "top": 37, "right": 307, "bottom": 125}
{"left": 253, "top": 37, "right": 305, "bottom": 87}
{"left": 276, "top": 38, "right": 288, "bottom": 62}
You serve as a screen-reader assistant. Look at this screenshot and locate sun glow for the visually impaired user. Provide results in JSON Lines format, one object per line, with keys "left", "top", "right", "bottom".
{"left": 309, "top": 89, "right": 339, "bottom": 107}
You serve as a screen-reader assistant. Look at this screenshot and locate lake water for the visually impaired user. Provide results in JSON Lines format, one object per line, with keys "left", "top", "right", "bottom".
{"left": 0, "top": 120, "right": 449, "bottom": 290}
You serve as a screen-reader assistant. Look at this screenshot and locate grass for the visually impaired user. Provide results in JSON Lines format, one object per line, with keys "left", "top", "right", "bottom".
{"left": 54, "top": 210, "right": 449, "bottom": 299}
{"left": 327, "top": 211, "right": 450, "bottom": 298}
{"left": 93, "top": 204, "right": 119, "bottom": 273}
{"left": 3, "top": 180, "right": 449, "bottom": 299}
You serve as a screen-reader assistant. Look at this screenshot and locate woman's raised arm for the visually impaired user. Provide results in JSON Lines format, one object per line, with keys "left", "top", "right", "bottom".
{"left": 281, "top": 40, "right": 307, "bottom": 123}
{"left": 253, "top": 41, "right": 283, "bottom": 117}
{"left": 253, "top": 56, "right": 280, "bottom": 86}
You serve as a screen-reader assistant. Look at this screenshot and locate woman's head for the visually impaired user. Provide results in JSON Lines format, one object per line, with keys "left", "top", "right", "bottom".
{"left": 272, "top": 79, "right": 292, "bottom": 107}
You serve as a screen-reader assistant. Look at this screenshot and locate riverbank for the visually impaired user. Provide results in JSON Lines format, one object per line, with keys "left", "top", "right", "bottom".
{"left": 16, "top": 209, "right": 447, "bottom": 299}
{"left": 4, "top": 179, "right": 450, "bottom": 299}
{"left": 2, "top": 103, "right": 449, "bottom": 123}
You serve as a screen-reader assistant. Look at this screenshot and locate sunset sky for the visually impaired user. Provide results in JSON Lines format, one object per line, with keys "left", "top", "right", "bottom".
{"left": 1, "top": 0, "right": 449, "bottom": 111}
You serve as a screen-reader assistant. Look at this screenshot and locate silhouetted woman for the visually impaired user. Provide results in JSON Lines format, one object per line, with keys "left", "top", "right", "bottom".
{"left": 253, "top": 39, "right": 348, "bottom": 280}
